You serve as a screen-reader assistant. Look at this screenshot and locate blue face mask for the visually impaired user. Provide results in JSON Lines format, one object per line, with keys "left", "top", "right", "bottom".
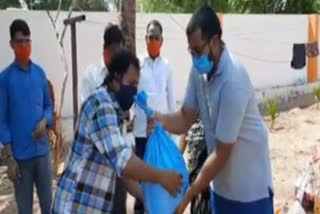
{"left": 192, "top": 54, "right": 214, "bottom": 74}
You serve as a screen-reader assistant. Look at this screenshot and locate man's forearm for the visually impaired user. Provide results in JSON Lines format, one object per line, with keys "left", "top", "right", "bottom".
{"left": 156, "top": 108, "right": 196, "bottom": 135}
{"left": 122, "top": 178, "right": 144, "bottom": 201}
{"left": 179, "top": 135, "right": 187, "bottom": 154}
{"left": 186, "top": 143, "right": 233, "bottom": 199}
{"left": 2, "top": 145, "right": 14, "bottom": 165}
{"left": 123, "top": 154, "right": 164, "bottom": 183}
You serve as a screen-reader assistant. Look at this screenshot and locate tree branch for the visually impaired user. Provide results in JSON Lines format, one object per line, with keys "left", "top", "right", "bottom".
{"left": 59, "top": 0, "right": 78, "bottom": 45}
{"left": 54, "top": 0, "right": 63, "bottom": 24}
{"left": 46, "top": 0, "right": 78, "bottom": 118}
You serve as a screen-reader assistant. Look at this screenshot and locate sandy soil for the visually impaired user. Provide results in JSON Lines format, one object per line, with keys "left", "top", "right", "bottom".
{"left": 0, "top": 104, "right": 320, "bottom": 214}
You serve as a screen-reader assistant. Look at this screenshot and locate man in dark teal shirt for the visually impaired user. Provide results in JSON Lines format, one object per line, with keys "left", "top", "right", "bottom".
{"left": 0, "top": 19, "right": 53, "bottom": 214}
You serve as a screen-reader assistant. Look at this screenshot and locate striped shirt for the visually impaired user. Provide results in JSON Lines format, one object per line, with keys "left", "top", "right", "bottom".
{"left": 53, "top": 87, "right": 133, "bottom": 214}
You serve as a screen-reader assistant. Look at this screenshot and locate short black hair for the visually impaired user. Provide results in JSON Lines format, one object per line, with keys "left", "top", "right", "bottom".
{"left": 186, "top": 5, "right": 222, "bottom": 41}
{"left": 103, "top": 48, "right": 140, "bottom": 84}
{"left": 10, "top": 19, "right": 30, "bottom": 40}
{"left": 146, "top": 20, "right": 163, "bottom": 34}
{"left": 103, "top": 23, "right": 125, "bottom": 48}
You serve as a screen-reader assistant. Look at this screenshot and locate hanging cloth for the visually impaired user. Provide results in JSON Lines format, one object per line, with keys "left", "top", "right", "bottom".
{"left": 291, "top": 43, "right": 306, "bottom": 69}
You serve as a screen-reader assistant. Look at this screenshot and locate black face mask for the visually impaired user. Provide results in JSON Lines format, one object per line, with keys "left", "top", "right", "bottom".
{"left": 115, "top": 84, "right": 137, "bottom": 111}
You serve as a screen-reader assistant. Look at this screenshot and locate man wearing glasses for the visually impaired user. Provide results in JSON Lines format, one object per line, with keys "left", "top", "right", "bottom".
{"left": 0, "top": 19, "right": 53, "bottom": 214}
{"left": 133, "top": 20, "right": 176, "bottom": 214}
{"left": 149, "top": 6, "right": 273, "bottom": 214}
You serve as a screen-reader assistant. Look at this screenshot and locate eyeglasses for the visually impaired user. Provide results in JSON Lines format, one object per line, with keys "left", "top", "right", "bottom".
{"left": 187, "top": 42, "right": 209, "bottom": 57}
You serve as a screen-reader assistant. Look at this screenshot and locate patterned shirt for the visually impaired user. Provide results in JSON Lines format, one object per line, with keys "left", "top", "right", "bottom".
{"left": 53, "top": 87, "right": 133, "bottom": 214}
{"left": 186, "top": 119, "right": 206, "bottom": 177}
{"left": 186, "top": 119, "right": 211, "bottom": 214}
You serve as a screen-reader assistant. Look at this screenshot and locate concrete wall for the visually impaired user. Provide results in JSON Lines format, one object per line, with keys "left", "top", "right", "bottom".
{"left": 257, "top": 82, "right": 320, "bottom": 115}
{"left": 0, "top": 11, "right": 319, "bottom": 118}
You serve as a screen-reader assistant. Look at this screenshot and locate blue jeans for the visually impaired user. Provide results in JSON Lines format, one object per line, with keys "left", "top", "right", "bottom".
{"left": 14, "top": 153, "right": 52, "bottom": 214}
{"left": 211, "top": 189, "right": 274, "bottom": 214}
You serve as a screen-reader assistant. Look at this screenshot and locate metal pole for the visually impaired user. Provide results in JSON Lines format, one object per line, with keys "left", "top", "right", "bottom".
{"left": 63, "top": 15, "right": 85, "bottom": 130}
{"left": 70, "top": 23, "right": 78, "bottom": 129}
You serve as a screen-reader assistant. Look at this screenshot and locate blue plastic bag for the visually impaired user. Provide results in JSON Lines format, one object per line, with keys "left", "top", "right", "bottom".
{"left": 135, "top": 91, "right": 189, "bottom": 214}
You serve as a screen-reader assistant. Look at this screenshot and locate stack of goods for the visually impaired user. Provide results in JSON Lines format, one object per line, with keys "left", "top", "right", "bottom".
{"left": 277, "top": 145, "right": 320, "bottom": 214}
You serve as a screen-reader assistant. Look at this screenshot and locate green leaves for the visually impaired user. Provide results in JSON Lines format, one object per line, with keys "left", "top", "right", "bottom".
{"left": 139, "top": 0, "right": 320, "bottom": 13}
{"left": 0, "top": 0, "right": 20, "bottom": 9}
{"left": 140, "top": 0, "right": 232, "bottom": 13}
{"left": 0, "top": 0, "right": 107, "bottom": 11}
{"left": 266, "top": 98, "right": 279, "bottom": 129}
{"left": 313, "top": 87, "right": 320, "bottom": 101}
{"left": 313, "top": 86, "right": 320, "bottom": 110}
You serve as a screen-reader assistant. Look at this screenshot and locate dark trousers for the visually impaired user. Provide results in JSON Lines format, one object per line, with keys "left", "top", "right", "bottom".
{"left": 134, "top": 137, "right": 148, "bottom": 214}
{"left": 14, "top": 153, "right": 52, "bottom": 214}
{"left": 111, "top": 177, "right": 127, "bottom": 214}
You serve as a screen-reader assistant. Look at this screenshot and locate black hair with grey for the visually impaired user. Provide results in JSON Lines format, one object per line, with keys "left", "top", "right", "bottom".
{"left": 186, "top": 5, "right": 222, "bottom": 41}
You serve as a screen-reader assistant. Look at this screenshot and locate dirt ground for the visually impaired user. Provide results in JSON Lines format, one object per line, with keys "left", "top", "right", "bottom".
{"left": 0, "top": 104, "right": 320, "bottom": 214}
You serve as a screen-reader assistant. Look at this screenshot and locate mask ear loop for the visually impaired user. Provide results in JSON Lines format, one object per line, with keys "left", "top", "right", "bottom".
{"left": 207, "top": 37, "right": 215, "bottom": 61}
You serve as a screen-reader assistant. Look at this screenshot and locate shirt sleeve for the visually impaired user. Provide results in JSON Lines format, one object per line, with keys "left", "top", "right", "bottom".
{"left": 88, "top": 104, "right": 133, "bottom": 177}
{"left": 42, "top": 75, "right": 53, "bottom": 128}
{"left": 166, "top": 66, "right": 176, "bottom": 113}
{"left": 81, "top": 65, "right": 96, "bottom": 104}
{"left": 0, "top": 73, "right": 12, "bottom": 145}
{"left": 215, "top": 81, "right": 251, "bottom": 143}
{"left": 182, "top": 70, "right": 198, "bottom": 111}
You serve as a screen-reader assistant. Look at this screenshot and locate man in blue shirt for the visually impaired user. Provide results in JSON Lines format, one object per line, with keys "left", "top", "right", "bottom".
{"left": 0, "top": 19, "right": 53, "bottom": 214}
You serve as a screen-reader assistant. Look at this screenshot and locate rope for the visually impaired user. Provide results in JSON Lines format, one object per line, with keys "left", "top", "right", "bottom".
{"left": 232, "top": 50, "right": 290, "bottom": 64}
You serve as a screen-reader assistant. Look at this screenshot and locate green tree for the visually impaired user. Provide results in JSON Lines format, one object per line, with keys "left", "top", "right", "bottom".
{"left": 0, "top": 0, "right": 107, "bottom": 11}
{"left": 230, "top": 0, "right": 292, "bottom": 13}
{"left": 0, "top": 0, "right": 20, "bottom": 9}
{"left": 140, "top": 0, "right": 232, "bottom": 13}
{"left": 139, "top": 0, "right": 320, "bottom": 13}
{"left": 233, "top": 0, "right": 320, "bottom": 13}
{"left": 282, "top": 0, "right": 319, "bottom": 13}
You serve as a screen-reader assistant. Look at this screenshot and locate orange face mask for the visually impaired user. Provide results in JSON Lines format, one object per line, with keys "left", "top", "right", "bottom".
{"left": 14, "top": 44, "right": 31, "bottom": 64}
{"left": 147, "top": 41, "right": 161, "bottom": 58}
{"left": 103, "top": 49, "right": 111, "bottom": 66}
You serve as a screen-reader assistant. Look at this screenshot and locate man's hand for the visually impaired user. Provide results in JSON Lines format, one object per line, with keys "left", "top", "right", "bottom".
{"left": 123, "top": 155, "right": 182, "bottom": 197}
{"left": 176, "top": 142, "right": 234, "bottom": 213}
{"left": 126, "top": 119, "right": 134, "bottom": 133}
{"left": 33, "top": 118, "right": 48, "bottom": 140}
{"left": 6, "top": 159, "right": 21, "bottom": 183}
{"left": 175, "top": 187, "right": 195, "bottom": 214}
{"left": 147, "top": 117, "right": 156, "bottom": 136}
{"left": 159, "top": 170, "right": 183, "bottom": 197}
{"left": 147, "top": 111, "right": 162, "bottom": 136}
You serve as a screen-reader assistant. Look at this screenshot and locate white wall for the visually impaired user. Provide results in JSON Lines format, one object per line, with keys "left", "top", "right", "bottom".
{"left": 0, "top": 11, "right": 318, "bottom": 117}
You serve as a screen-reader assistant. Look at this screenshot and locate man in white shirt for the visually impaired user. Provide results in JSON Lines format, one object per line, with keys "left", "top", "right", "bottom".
{"left": 81, "top": 23, "right": 124, "bottom": 103}
{"left": 81, "top": 24, "right": 128, "bottom": 214}
{"left": 134, "top": 20, "right": 176, "bottom": 214}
